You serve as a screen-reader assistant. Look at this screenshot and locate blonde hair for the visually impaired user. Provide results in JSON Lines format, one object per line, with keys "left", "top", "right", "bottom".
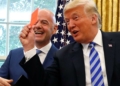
{"left": 63, "top": 0, "right": 101, "bottom": 29}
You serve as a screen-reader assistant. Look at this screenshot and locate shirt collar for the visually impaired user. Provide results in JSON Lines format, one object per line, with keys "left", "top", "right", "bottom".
{"left": 35, "top": 42, "right": 52, "bottom": 54}
{"left": 92, "top": 29, "right": 103, "bottom": 47}
{"left": 82, "top": 29, "right": 103, "bottom": 49}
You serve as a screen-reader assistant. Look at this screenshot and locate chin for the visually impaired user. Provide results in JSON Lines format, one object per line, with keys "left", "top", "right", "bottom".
{"left": 74, "top": 38, "right": 82, "bottom": 43}
{"left": 35, "top": 38, "right": 43, "bottom": 42}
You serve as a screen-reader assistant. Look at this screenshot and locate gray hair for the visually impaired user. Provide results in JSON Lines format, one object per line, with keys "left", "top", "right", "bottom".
{"left": 63, "top": 0, "right": 102, "bottom": 29}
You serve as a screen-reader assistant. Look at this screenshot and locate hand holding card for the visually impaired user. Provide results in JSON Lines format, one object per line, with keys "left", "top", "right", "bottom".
{"left": 29, "top": 8, "right": 39, "bottom": 26}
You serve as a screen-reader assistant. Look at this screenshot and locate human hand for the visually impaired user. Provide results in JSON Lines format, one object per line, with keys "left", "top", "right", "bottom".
{"left": 0, "top": 77, "right": 13, "bottom": 86}
{"left": 19, "top": 25, "right": 35, "bottom": 52}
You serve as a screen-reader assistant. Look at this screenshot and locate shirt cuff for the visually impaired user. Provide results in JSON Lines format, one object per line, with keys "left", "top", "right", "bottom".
{"left": 24, "top": 48, "right": 36, "bottom": 62}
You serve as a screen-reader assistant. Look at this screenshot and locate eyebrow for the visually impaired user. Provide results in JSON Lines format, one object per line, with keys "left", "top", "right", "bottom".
{"left": 41, "top": 20, "right": 49, "bottom": 24}
{"left": 72, "top": 13, "right": 79, "bottom": 16}
{"left": 64, "top": 13, "right": 79, "bottom": 20}
{"left": 35, "top": 19, "right": 49, "bottom": 25}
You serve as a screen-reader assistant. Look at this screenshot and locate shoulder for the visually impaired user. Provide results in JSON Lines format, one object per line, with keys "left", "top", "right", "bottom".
{"left": 55, "top": 41, "right": 80, "bottom": 56}
{"left": 104, "top": 32, "right": 120, "bottom": 36}
{"left": 103, "top": 31, "right": 120, "bottom": 37}
{"left": 5, "top": 47, "right": 24, "bottom": 62}
{"left": 9, "top": 47, "right": 23, "bottom": 54}
{"left": 51, "top": 44, "right": 58, "bottom": 51}
{"left": 10, "top": 47, "right": 23, "bottom": 52}
{"left": 103, "top": 32, "right": 120, "bottom": 40}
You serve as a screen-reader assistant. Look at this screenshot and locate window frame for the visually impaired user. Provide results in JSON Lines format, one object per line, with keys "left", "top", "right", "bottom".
{"left": 0, "top": 0, "right": 57, "bottom": 60}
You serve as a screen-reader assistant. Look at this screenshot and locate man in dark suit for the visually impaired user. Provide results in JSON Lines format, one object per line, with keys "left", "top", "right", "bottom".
{"left": 20, "top": 0, "right": 120, "bottom": 86}
{"left": 0, "top": 9, "right": 58, "bottom": 86}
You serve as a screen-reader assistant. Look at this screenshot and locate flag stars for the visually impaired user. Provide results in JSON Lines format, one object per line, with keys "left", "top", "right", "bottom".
{"left": 60, "top": 30, "right": 65, "bottom": 36}
{"left": 59, "top": 46, "right": 63, "bottom": 49}
{"left": 62, "top": 22, "right": 66, "bottom": 26}
{"left": 51, "top": 0, "right": 73, "bottom": 49}
{"left": 60, "top": 38, "right": 64, "bottom": 44}
{"left": 66, "top": 40, "right": 70, "bottom": 45}
{"left": 59, "top": 4, "right": 63, "bottom": 10}
{"left": 67, "top": 32, "right": 71, "bottom": 37}
{"left": 57, "top": 12, "right": 62, "bottom": 18}
{"left": 56, "top": 21, "right": 60, "bottom": 26}
{"left": 53, "top": 37, "right": 58, "bottom": 43}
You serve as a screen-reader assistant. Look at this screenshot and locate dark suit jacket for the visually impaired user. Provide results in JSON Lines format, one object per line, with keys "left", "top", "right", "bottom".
{"left": 22, "top": 32, "right": 120, "bottom": 86}
{"left": 0, "top": 44, "right": 58, "bottom": 85}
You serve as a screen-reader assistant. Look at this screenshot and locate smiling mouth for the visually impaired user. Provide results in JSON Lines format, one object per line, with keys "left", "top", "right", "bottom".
{"left": 34, "top": 31, "right": 44, "bottom": 34}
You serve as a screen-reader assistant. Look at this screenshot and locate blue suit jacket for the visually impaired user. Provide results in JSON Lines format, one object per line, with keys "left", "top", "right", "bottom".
{"left": 0, "top": 44, "right": 58, "bottom": 84}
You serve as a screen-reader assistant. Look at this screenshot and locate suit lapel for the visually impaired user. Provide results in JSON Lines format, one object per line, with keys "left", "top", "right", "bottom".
{"left": 102, "top": 32, "right": 115, "bottom": 85}
{"left": 70, "top": 32, "right": 115, "bottom": 86}
{"left": 71, "top": 43, "right": 86, "bottom": 86}
{"left": 43, "top": 51, "right": 53, "bottom": 69}
{"left": 43, "top": 45, "right": 58, "bottom": 69}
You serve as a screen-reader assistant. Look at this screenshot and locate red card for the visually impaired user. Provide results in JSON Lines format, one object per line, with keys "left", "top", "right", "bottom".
{"left": 29, "top": 8, "right": 39, "bottom": 26}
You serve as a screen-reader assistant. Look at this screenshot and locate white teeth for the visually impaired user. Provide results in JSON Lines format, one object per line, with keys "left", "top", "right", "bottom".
{"left": 38, "top": 32, "right": 42, "bottom": 34}
{"left": 35, "top": 31, "right": 43, "bottom": 34}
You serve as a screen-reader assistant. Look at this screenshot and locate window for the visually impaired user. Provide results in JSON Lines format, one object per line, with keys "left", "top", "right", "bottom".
{"left": 0, "top": 0, "right": 57, "bottom": 59}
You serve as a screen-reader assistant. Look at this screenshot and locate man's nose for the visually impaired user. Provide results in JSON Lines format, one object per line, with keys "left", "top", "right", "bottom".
{"left": 68, "top": 20, "right": 75, "bottom": 30}
{"left": 34, "top": 22, "right": 42, "bottom": 29}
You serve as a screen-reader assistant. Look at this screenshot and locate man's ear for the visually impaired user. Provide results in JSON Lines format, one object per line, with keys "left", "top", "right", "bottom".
{"left": 91, "top": 14, "right": 97, "bottom": 25}
{"left": 53, "top": 24, "right": 58, "bottom": 34}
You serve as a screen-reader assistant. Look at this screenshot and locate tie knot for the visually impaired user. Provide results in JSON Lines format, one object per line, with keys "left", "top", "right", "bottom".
{"left": 36, "top": 49, "right": 41, "bottom": 54}
{"left": 89, "top": 42, "right": 96, "bottom": 48}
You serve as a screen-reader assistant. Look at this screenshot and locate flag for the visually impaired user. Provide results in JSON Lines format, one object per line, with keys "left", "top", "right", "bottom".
{"left": 51, "top": 0, "right": 74, "bottom": 49}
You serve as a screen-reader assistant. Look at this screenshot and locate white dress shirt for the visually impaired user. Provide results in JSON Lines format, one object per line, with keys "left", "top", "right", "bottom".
{"left": 24, "top": 42, "right": 52, "bottom": 64}
{"left": 82, "top": 30, "right": 108, "bottom": 86}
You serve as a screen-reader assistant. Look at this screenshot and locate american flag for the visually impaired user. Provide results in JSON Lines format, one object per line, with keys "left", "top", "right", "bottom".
{"left": 51, "top": 0, "right": 74, "bottom": 49}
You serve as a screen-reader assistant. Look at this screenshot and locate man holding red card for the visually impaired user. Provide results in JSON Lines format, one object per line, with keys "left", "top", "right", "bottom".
{"left": 20, "top": 0, "right": 120, "bottom": 86}
{"left": 0, "top": 8, "right": 58, "bottom": 86}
